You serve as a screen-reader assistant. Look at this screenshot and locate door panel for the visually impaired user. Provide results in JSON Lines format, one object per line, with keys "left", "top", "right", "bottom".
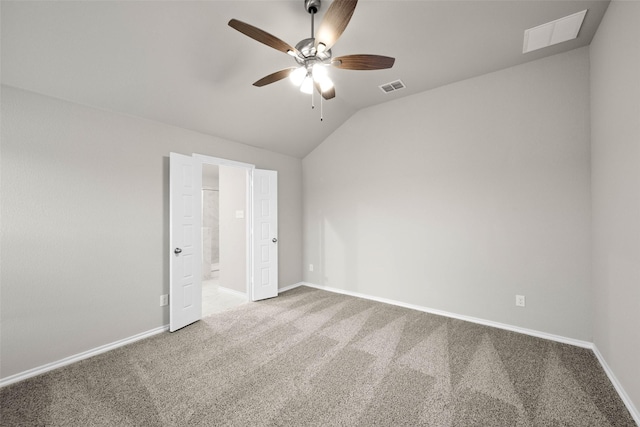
{"left": 169, "top": 152, "right": 202, "bottom": 331}
{"left": 252, "top": 169, "right": 278, "bottom": 301}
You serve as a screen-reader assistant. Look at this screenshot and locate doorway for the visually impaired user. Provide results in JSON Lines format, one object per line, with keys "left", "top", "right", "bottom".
{"left": 201, "top": 163, "right": 247, "bottom": 316}
{"left": 169, "top": 152, "right": 278, "bottom": 332}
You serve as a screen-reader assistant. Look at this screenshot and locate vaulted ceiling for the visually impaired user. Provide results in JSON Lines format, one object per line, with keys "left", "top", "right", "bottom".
{"left": 1, "top": 1, "right": 609, "bottom": 158}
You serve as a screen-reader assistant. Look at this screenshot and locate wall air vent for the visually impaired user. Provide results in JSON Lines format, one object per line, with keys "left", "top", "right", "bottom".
{"left": 379, "top": 80, "right": 406, "bottom": 94}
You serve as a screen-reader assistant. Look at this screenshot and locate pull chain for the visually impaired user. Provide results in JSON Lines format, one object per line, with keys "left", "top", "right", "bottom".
{"left": 320, "top": 94, "right": 323, "bottom": 121}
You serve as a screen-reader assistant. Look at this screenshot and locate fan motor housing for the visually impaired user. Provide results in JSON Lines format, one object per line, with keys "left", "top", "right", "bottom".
{"left": 294, "top": 38, "right": 332, "bottom": 62}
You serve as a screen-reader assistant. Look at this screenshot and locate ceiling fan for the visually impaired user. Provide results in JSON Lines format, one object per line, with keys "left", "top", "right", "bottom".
{"left": 228, "top": 0, "right": 395, "bottom": 102}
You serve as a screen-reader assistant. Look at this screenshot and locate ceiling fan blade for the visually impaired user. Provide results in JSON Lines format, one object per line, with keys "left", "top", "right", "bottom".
{"left": 253, "top": 68, "right": 297, "bottom": 87}
{"left": 315, "top": 0, "right": 358, "bottom": 51}
{"left": 314, "top": 81, "right": 336, "bottom": 100}
{"left": 229, "top": 19, "right": 299, "bottom": 56}
{"left": 332, "top": 54, "right": 395, "bottom": 70}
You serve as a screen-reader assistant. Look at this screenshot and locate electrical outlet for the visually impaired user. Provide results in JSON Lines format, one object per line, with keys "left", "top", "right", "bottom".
{"left": 516, "top": 295, "right": 525, "bottom": 307}
{"left": 309, "top": 264, "right": 314, "bottom": 272}
{"left": 160, "top": 294, "right": 169, "bottom": 306}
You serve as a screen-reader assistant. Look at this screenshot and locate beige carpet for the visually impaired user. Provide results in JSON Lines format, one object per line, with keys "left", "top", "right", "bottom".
{"left": 1, "top": 286, "right": 636, "bottom": 426}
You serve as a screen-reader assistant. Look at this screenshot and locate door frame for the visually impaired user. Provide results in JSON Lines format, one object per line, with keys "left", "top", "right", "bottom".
{"left": 193, "top": 154, "right": 255, "bottom": 298}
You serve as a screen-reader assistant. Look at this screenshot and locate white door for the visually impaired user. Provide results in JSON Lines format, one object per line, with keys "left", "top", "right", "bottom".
{"left": 169, "top": 152, "right": 202, "bottom": 331}
{"left": 252, "top": 169, "right": 278, "bottom": 301}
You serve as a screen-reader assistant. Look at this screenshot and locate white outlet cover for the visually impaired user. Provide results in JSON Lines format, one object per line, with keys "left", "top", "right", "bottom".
{"left": 309, "top": 264, "right": 314, "bottom": 272}
{"left": 235, "top": 210, "right": 244, "bottom": 219}
{"left": 516, "top": 295, "right": 526, "bottom": 307}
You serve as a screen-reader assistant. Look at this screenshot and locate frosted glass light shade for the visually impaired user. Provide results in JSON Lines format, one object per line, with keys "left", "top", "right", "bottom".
{"left": 311, "top": 63, "right": 333, "bottom": 92}
{"left": 300, "top": 76, "right": 314, "bottom": 94}
{"left": 318, "top": 76, "right": 333, "bottom": 92}
{"left": 289, "top": 67, "right": 307, "bottom": 86}
{"left": 312, "top": 63, "right": 328, "bottom": 79}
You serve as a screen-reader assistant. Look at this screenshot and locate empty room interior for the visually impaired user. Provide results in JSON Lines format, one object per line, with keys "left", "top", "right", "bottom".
{"left": 1, "top": 0, "right": 639, "bottom": 425}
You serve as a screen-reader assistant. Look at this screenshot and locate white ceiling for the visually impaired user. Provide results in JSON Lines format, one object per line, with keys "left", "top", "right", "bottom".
{"left": 1, "top": 0, "right": 609, "bottom": 159}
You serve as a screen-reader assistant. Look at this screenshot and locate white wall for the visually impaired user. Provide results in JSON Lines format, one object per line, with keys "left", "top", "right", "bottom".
{"left": 590, "top": 0, "right": 640, "bottom": 414}
{"left": 202, "top": 164, "right": 220, "bottom": 279}
{"left": 219, "top": 165, "right": 247, "bottom": 294}
{"left": 303, "top": 48, "right": 592, "bottom": 341}
{"left": 0, "top": 85, "right": 303, "bottom": 379}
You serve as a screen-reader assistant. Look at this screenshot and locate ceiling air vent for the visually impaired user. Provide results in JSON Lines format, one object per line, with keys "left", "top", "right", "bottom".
{"left": 523, "top": 10, "right": 587, "bottom": 53}
{"left": 379, "top": 80, "right": 406, "bottom": 94}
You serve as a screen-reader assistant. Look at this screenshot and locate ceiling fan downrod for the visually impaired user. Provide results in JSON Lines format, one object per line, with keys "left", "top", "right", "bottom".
{"left": 303, "top": 0, "right": 326, "bottom": 121}
{"left": 306, "top": 0, "right": 319, "bottom": 39}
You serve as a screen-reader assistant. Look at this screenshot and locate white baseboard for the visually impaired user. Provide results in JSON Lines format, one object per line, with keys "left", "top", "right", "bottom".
{"left": 300, "top": 282, "right": 592, "bottom": 348}
{"left": 4, "top": 285, "right": 637, "bottom": 424}
{"left": 279, "top": 282, "right": 304, "bottom": 293}
{"left": 592, "top": 345, "right": 640, "bottom": 425}
{"left": 0, "top": 325, "right": 169, "bottom": 388}
{"left": 301, "top": 282, "right": 640, "bottom": 422}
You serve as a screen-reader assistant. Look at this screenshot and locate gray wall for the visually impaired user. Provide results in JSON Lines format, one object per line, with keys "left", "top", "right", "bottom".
{"left": 0, "top": 85, "right": 303, "bottom": 379}
{"left": 303, "top": 48, "right": 592, "bottom": 341}
{"left": 202, "top": 188, "right": 219, "bottom": 280}
{"left": 219, "top": 165, "right": 247, "bottom": 294}
{"left": 590, "top": 0, "right": 640, "bottom": 413}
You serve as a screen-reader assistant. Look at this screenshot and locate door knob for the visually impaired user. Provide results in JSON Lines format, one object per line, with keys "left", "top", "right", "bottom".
{"left": 174, "top": 248, "right": 182, "bottom": 254}
{"left": 272, "top": 238, "right": 278, "bottom": 243}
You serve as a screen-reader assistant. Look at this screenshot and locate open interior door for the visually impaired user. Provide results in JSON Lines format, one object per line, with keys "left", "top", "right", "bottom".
{"left": 169, "top": 152, "right": 202, "bottom": 331}
{"left": 252, "top": 169, "right": 278, "bottom": 301}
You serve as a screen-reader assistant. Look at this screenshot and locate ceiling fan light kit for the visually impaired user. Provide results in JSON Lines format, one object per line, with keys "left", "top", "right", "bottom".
{"left": 228, "top": 0, "right": 395, "bottom": 120}
{"left": 300, "top": 76, "right": 314, "bottom": 94}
